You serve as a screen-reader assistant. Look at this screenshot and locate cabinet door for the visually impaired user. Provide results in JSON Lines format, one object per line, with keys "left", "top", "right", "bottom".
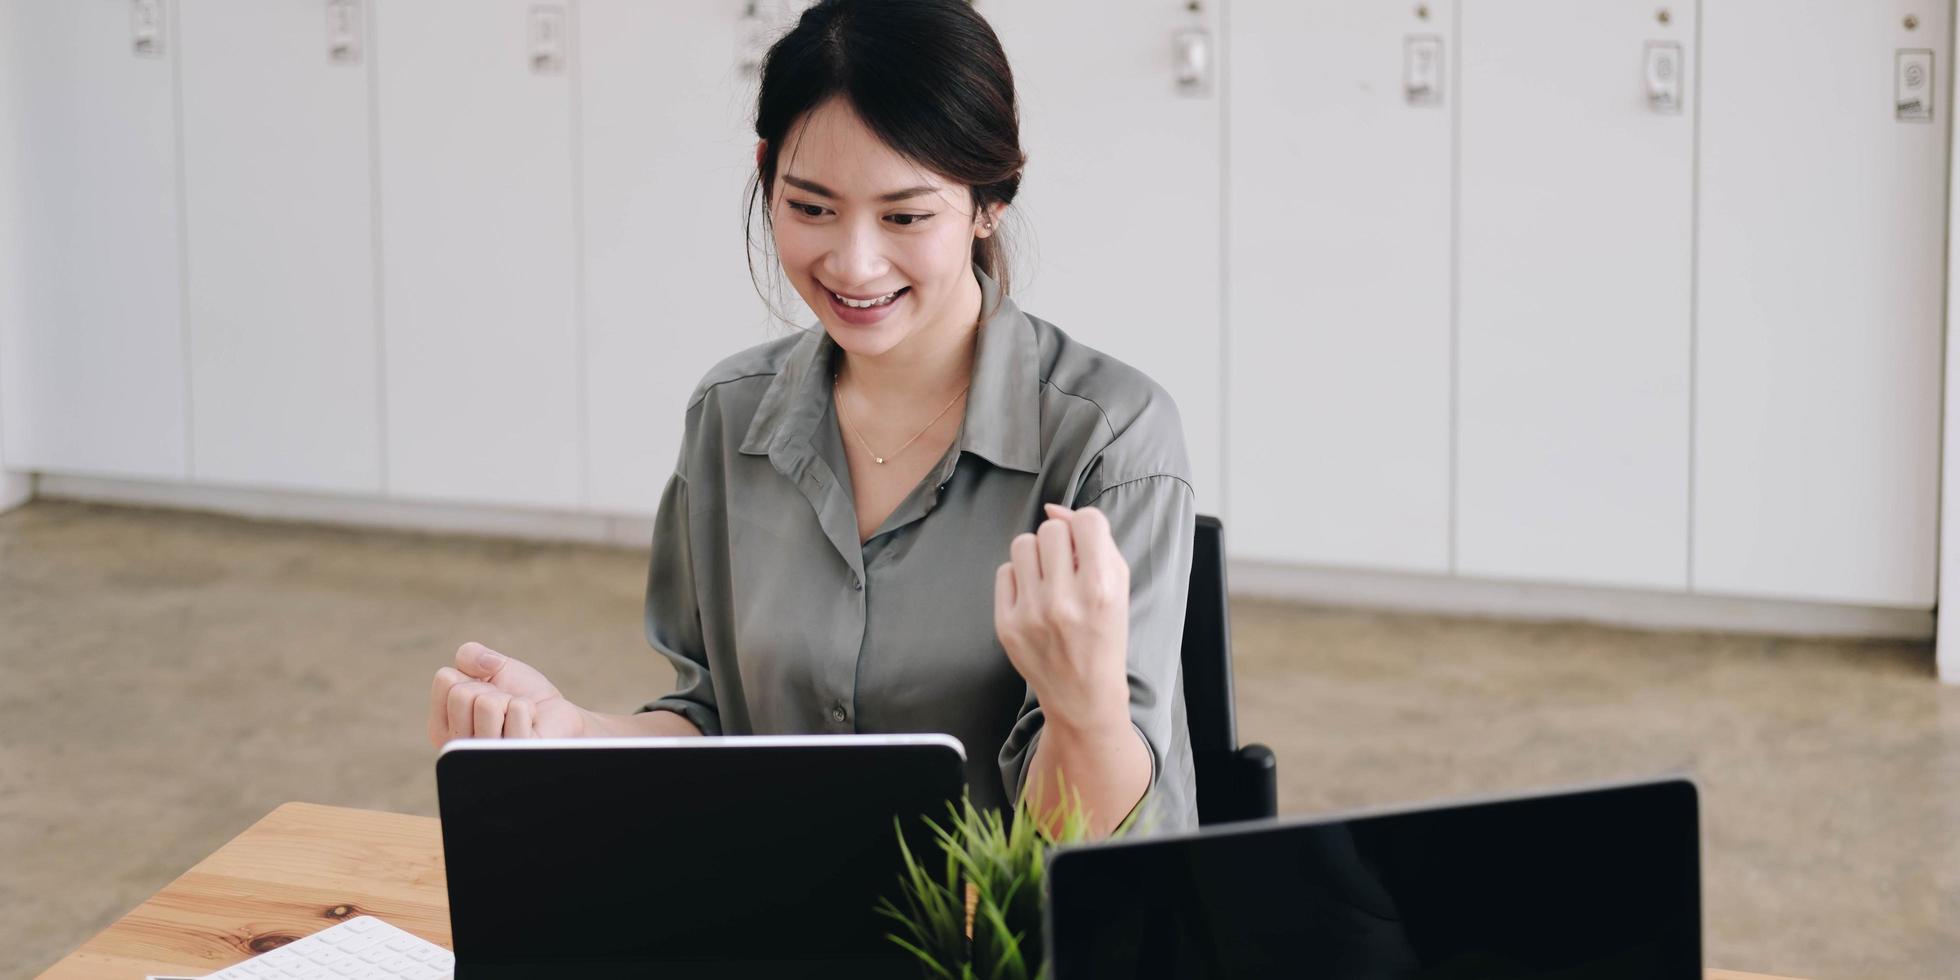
{"left": 180, "top": 0, "right": 381, "bottom": 494}
{"left": 1695, "top": 0, "right": 1947, "bottom": 608}
{"left": 1227, "top": 0, "right": 1454, "bottom": 571}
{"left": 980, "top": 0, "right": 1225, "bottom": 514}
{"left": 580, "top": 0, "right": 771, "bottom": 517}
{"left": 1455, "top": 0, "right": 1696, "bottom": 589}
{"left": 375, "top": 0, "right": 581, "bottom": 509}
{"left": 0, "top": 0, "right": 188, "bottom": 479}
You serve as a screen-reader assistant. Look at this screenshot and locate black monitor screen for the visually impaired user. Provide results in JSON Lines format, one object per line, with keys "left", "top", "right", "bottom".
{"left": 1048, "top": 779, "right": 1700, "bottom": 980}
{"left": 437, "top": 738, "right": 965, "bottom": 980}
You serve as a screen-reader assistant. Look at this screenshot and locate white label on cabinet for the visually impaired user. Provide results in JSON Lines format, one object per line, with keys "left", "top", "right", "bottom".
{"left": 1645, "top": 41, "right": 1683, "bottom": 114}
{"left": 327, "top": 0, "right": 362, "bottom": 66}
{"left": 1898, "top": 49, "right": 1934, "bottom": 122}
{"left": 1406, "top": 35, "right": 1444, "bottom": 106}
{"left": 530, "top": 5, "right": 567, "bottom": 75}
{"left": 132, "top": 0, "right": 163, "bottom": 57}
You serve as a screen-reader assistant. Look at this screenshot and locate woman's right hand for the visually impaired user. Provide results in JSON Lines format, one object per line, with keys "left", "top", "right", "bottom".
{"left": 428, "top": 642, "right": 589, "bottom": 746}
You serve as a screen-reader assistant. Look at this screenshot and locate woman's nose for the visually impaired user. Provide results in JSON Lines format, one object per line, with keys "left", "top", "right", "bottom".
{"left": 822, "top": 219, "right": 890, "bottom": 285}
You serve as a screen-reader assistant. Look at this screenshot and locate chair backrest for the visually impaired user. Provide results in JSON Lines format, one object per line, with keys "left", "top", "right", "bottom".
{"left": 1179, "top": 514, "right": 1240, "bottom": 818}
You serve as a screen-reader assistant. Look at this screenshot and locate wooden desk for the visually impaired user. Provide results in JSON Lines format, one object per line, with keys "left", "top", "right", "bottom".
{"left": 38, "top": 801, "right": 1797, "bottom": 980}
{"left": 41, "top": 804, "right": 448, "bottom": 979}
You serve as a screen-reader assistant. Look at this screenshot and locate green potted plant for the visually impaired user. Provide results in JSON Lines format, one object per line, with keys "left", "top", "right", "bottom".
{"left": 876, "top": 782, "right": 1134, "bottom": 980}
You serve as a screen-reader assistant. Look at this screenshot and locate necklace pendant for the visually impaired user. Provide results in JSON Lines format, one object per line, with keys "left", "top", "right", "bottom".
{"left": 874, "top": 457, "right": 885, "bottom": 464}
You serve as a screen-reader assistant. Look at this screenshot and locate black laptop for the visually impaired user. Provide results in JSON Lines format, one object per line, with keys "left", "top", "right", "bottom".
{"left": 1047, "top": 778, "right": 1701, "bottom": 979}
{"left": 436, "top": 734, "right": 966, "bottom": 979}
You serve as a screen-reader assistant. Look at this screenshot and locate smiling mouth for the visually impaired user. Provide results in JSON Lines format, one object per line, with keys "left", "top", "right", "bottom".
{"left": 829, "top": 286, "right": 910, "bottom": 309}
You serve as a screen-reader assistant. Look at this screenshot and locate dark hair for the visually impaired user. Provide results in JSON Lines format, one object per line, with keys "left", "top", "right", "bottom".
{"left": 746, "top": 0, "right": 1027, "bottom": 303}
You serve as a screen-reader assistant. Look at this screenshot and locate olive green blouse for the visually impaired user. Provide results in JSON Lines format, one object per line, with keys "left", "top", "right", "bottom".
{"left": 638, "top": 265, "right": 1198, "bottom": 831}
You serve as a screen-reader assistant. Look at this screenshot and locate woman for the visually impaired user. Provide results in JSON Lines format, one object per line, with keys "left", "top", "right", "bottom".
{"left": 427, "top": 0, "right": 1197, "bottom": 836}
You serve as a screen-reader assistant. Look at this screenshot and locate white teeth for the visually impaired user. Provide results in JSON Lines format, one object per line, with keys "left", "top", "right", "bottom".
{"left": 833, "top": 288, "right": 902, "bottom": 309}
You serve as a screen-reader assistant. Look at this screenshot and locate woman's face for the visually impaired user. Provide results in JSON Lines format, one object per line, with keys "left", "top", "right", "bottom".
{"left": 766, "top": 97, "right": 1000, "bottom": 360}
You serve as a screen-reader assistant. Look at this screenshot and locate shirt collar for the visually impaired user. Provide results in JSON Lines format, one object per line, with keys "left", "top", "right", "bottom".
{"left": 959, "top": 264, "right": 1042, "bottom": 473}
{"left": 739, "top": 263, "right": 1042, "bottom": 474}
{"left": 737, "top": 323, "right": 830, "bottom": 461}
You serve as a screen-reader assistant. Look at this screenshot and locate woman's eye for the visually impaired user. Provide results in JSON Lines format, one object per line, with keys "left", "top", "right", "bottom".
{"left": 789, "top": 202, "right": 827, "bottom": 218}
{"left": 886, "top": 213, "right": 932, "bottom": 227}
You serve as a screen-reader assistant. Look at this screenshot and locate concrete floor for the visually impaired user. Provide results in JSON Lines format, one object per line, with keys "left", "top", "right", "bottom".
{"left": 4, "top": 499, "right": 1957, "bottom": 978}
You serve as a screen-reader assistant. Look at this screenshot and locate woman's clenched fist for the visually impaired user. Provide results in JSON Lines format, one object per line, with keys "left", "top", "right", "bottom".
{"left": 993, "top": 504, "right": 1132, "bottom": 733}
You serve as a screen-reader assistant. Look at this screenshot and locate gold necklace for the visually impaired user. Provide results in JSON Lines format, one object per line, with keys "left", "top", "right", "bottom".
{"left": 833, "top": 370, "right": 969, "bottom": 464}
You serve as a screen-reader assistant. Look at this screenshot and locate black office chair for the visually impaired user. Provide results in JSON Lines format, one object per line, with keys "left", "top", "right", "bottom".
{"left": 1181, "top": 515, "right": 1279, "bottom": 825}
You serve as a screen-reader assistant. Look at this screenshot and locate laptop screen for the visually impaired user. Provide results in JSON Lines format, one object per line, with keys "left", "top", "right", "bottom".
{"left": 1048, "top": 779, "right": 1700, "bottom": 980}
{"left": 437, "top": 736, "right": 965, "bottom": 979}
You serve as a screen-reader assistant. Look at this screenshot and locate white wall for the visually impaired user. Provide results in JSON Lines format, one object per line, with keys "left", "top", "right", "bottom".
{"left": 0, "top": 0, "right": 22, "bottom": 509}
{"left": 1, "top": 0, "right": 1952, "bottom": 645}
{"left": 1940, "top": 1, "right": 1960, "bottom": 682}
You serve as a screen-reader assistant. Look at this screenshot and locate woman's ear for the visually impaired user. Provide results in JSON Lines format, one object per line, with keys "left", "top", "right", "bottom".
{"left": 975, "top": 202, "right": 1007, "bottom": 238}
{"left": 754, "top": 139, "right": 768, "bottom": 173}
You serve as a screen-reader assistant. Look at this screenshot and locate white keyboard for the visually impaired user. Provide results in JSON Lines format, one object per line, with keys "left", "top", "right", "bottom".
{"left": 196, "top": 915, "right": 455, "bottom": 980}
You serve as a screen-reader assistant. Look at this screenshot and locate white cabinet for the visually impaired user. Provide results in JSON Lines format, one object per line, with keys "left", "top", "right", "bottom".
{"left": 1455, "top": 0, "right": 1697, "bottom": 590}
{"left": 1694, "top": 0, "right": 1947, "bottom": 608}
{"left": 0, "top": 0, "right": 188, "bottom": 480}
{"left": 2, "top": 0, "right": 1952, "bottom": 625}
{"left": 1227, "top": 0, "right": 1454, "bottom": 571}
{"left": 981, "top": 0, "right": 1225, "bottom": 514}
{"left": 579, "top": 0, "right": 769, "bottom": 517}
{"left": 179, "top": 0, "right": 381, "bottom": 495}
{"left": 375, "top": 0, "right": 582, "bottom": 509}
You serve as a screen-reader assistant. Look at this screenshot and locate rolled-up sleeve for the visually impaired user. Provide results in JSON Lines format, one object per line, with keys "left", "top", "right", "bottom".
{"left": 638, "top": 469, "right": 722, "bottom": 735}
{"left": 997, "top": 472, "right": 1198, "bottom": 828}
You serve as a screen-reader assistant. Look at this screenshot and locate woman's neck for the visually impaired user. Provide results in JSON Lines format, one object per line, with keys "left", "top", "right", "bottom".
{"left": 837, "top": 269, "right": 984, "bottom": 406}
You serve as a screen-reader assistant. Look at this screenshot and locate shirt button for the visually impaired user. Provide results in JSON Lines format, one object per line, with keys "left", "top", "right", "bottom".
{"left": 852, "top": 576, "right": 863, "bottom": 591}
{"left": 830, "top": 703, "right": 848, "bottom": 723}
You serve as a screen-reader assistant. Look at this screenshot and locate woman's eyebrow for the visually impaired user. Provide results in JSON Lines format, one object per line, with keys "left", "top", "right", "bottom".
{"left": 783, "top": 174, "right": 938, "bottom": 203}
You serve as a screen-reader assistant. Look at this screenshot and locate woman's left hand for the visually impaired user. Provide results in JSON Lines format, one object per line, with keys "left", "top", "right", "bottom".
{"left": 994, "top": 503, "right": 1132, "bottom": 733}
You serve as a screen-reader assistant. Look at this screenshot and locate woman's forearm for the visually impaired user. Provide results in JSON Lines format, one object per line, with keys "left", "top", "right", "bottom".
{"left": 580, "top": 706, "right": 704, "bottom": 738}
{"left": 1022, "top": 714, "right": 1151, "bottom": 839}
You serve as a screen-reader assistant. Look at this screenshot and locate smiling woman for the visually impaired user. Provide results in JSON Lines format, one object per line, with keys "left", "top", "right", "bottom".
{"left": 745, "top": 0, "right": 1024, "bottom": 311}
{"left": 428, "top": 0, "right": 1201, "bottom": 839}
{"left": 766, "top": 98, "right": 983, "bottom": 347}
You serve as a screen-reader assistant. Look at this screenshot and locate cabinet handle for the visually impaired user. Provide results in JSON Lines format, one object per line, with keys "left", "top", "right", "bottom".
{"left": 1175, "top": 27, "right": 1212, "bottom": 96}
